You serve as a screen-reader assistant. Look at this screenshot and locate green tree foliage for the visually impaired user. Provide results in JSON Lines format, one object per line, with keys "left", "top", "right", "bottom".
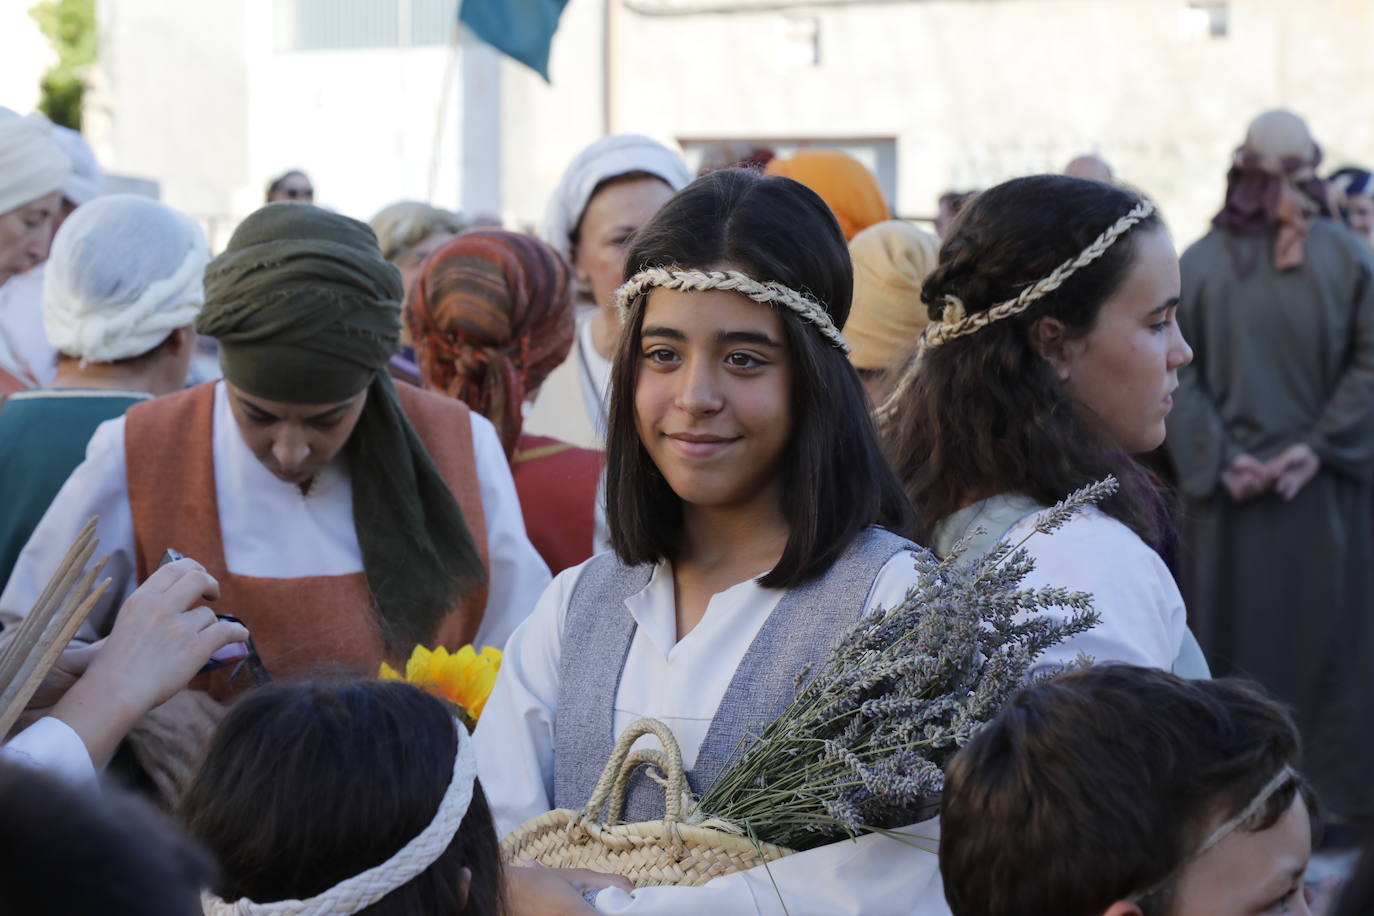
{"left": 29, "top": 0, "right": 97, "bottom": 130}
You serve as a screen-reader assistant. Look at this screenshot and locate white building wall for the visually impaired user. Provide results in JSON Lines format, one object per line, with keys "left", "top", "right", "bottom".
{"left": 67, "top": 0, "right": 1374, "bottom": 251}
{"left": 240, "top": 2, "right": 454, "bottom": 220}
{"left": 94, "top": 0, "right": 500, "bottom": 249}
{"left": 94, "top": 0, "right": 252, "bottom": 246}
{"left": 500, "top": 0, "right": 614, "bottom": 233}
{"left": 500, "top": 0, "right": 1374, "bottom": 246}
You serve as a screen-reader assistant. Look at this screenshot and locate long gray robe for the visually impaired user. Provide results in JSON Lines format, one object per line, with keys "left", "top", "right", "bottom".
{"left": 1166, "top": 219, "right": 1374, "bottom": 816}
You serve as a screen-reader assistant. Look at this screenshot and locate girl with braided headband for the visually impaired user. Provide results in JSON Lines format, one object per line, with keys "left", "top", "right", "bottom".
{"left": 475, "top": 170, "right": 952, "bottom": 913}
{"left": 881, "top": 174, "right": 1204, "bottom": 680}
{"left": 0, "top": 204, "right": 550, "bottom": 708}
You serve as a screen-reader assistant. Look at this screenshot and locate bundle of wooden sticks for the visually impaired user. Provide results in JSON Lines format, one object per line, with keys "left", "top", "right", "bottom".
{"left": 0, "top": 518, "right": 111, "bottom": 737}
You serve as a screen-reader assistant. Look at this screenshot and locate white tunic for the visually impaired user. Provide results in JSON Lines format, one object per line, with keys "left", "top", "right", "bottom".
{"left": 0, "top": 382, "right": 551, "bottom": 652}
{"left": 0, "top": 265, "right": 57, "bottom": 386}
{"left": 1002, "top": 506, "right": 1186, "bottom": 677}
{"left": 475, "top": 551, "right": 953, "bottom": 916}
{"left": 1, "top": 716, "right": 95, "bottom": 785}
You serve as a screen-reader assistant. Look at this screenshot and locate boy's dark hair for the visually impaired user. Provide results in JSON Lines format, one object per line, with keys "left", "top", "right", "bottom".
{"left": 0, "top": 758, "right": 213, "bottom": 915}
{"left": 605, "top": 167, "right": 915, "bottom": 585}
{"left": 883, "top": 174, "right": 1167, "bottom": 545}
{"left": 180, "top": 680, "right": 504, "bottom": 915}
{"left": 940, "top": 664, "right": 1313, "bottom": 916}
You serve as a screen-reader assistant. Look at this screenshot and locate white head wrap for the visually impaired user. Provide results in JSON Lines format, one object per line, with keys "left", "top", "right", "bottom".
{"left": 50, "top": 125, "right": 105, "bottom": 205}
{"left": 541, "top": 133, "right": 692, "bottom": 262}
{"left": 0, "top": 107, "right": 71, "bottom": 215}
{"left": 43, "top": 194, "right": 209, "bottom": 362}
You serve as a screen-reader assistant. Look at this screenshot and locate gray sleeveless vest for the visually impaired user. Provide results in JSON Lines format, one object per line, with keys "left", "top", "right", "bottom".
{"left": 552, "top": 527, "right": 915, "bottom": 823}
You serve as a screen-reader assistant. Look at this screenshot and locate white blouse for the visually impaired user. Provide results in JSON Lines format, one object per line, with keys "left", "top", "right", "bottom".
{"left": 474, "top": 548, "right": 953, "bottom": 916}
{"left": 1001, "top": 506, "right": 1186, "bottom": 678}
{"left": 0, "top": 381, "right": 551, "bottom": 652}
{"left": 1, "top": 716, "right": 95, "bottom": 785}
{"left": 0, "top": 265, "right": 57, "bottom": 386}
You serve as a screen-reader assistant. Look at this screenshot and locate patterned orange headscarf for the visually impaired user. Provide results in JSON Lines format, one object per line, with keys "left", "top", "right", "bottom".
{"left": 765, "top": 149, "right": 890, "bottom": 240}
{"left": 405, "top": 230, "right": 574, "bottom": 457}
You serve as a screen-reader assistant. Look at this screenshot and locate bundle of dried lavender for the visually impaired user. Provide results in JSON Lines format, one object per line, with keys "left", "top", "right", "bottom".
{"left": 695, "top": 478, "right": 1115, "bottom": 851}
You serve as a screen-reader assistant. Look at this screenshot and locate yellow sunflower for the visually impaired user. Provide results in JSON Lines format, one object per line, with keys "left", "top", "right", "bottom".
{"left": 379, "top": 644, "right": 502, "bottom": 722}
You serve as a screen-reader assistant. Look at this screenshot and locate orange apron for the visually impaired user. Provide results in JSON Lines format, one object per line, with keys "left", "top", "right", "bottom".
{"left": 124, "top": 381, "right": 488, "bottom": 698}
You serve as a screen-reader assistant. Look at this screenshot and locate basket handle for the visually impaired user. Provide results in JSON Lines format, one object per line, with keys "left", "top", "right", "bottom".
{"left": 581, "top": 717, "right": 688, "bottom": 825}
{"left": 608, "top": 748, "right": 669, "bottom": 824}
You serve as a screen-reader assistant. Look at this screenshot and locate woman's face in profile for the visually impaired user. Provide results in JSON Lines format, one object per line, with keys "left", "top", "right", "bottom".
{"left": 573, "top": 176, "right": 674, "bottom": 311}
{"left": 1052, "top": 227, "right": 1192, "bottom": 455}
{"left": 0, "top": 191, "right": 61, "bottom": 285}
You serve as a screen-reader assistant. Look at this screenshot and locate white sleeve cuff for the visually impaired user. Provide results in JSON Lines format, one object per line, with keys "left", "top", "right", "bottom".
{"left": 2, "top": 716, "right": 98, "bottom": 787}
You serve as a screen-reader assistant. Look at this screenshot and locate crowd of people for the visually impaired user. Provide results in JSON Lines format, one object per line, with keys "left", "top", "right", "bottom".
{"left": 0, "top": 98, "right": 1370, "bottom": 915}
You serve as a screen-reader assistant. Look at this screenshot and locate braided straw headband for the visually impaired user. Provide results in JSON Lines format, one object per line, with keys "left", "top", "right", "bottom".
{"left": 873, "top": 199, "right": 1156, "bottom": 424}
{"left": 615, "top": 267, "right": 851, "bottom": 354}
{"left": 201, "top": 721, "right": 477, "bottom": 916}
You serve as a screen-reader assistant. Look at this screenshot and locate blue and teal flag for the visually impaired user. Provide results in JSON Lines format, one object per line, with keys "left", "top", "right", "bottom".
{"left": 459, "top": 0, "right": 571, "bottom": 81}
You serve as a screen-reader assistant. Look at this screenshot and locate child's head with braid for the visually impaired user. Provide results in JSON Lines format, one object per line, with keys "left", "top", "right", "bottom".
{"left": 880, "top": 174, "right": 1191, "bottom": 544}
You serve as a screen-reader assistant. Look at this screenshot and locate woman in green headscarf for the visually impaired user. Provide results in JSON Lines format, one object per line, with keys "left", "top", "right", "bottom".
{"left": 0, "top": 203, "right": 551, "bottom": 692}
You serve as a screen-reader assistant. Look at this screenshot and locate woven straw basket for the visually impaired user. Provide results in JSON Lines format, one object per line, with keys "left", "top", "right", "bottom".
{"left": 500, "top": 718, "right": 793, "bottom": 887}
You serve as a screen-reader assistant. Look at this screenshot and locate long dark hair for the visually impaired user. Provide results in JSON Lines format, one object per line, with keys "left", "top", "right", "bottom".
{"left": 180, "top": 680, "right": 504, "bottom": 915}
{"left": 606, "top": 168, "right": 914, "bottom": 586}
{"left": 883, "top": 174, "right": 1166, "bottom": 544}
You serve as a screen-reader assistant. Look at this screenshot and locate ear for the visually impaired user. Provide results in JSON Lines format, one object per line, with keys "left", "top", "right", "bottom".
{"left": 456, "top": 866, "right": 471, "bottom": 910}
{"left": 1029, "top": 316, "right": 1075, "bottom": 381}
{"left": 167, "top": 324, "right": 196, "bottom": 354}
{"left": 1101, "top": 902, "right": 1144, "bottom": 916}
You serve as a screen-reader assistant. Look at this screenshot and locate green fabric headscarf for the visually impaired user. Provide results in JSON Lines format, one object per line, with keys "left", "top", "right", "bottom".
{"left": 198, "top": 202, "right": 486, "bottom": 654}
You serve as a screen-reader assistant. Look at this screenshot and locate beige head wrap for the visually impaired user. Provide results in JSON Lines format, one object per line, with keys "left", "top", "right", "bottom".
{"left": 0, "top": 107, "right": 71, "bottom": 215}
{"left": 369, "top": 201, "right": 465, "bottom": 263}
{"left": 846, "top": 220, "right": 940, "bottom": 370}
{"left": 1240, "top": 111, "right": 1319, "bottom": 178}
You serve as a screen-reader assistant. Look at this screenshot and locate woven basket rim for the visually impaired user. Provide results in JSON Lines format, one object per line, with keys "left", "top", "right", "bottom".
{"left": 501, "top": 806, "right": 794, "bottom": 862}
